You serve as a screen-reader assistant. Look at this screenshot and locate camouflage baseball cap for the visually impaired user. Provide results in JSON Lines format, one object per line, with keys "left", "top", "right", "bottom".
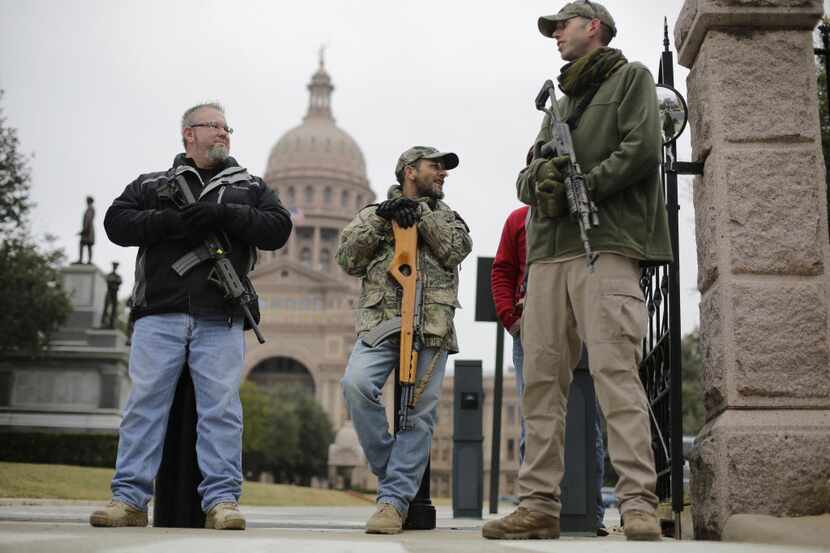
{"left": 394, "top": 146, "right": 459, "bottom": 182}
{"left": 538, "top": 1, "right": 617, "bottom": 39}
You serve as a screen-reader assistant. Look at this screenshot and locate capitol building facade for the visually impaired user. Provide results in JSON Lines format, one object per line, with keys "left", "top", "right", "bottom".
{"left": 241, "top": 59, "right": 522, "bottom": 500}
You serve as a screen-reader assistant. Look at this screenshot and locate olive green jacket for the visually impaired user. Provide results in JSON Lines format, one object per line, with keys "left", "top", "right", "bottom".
{"left": 518, "top": 61, "right": 673, "bottom": 266}
{"left": 335, "top": 186, "right": 472, "bottom": 353}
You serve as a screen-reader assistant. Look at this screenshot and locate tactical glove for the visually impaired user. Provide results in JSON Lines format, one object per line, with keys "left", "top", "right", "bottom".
{"left": 375, "top": 197, "right": 420, "bottom": 228}
{"left": 181, "top": 202, "right": 229, "bottom": 230}
{"left": 536, "top": 178, "right": 568, "bottom": 219}
{"left": 535, "top": 155, "right": 570, "bottom": 184}
{"left": 160, "top": 209, "right": 185, "bottom": 235}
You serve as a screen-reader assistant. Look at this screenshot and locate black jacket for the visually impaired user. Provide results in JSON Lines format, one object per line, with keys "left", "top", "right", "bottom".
{"left": 105, "top": 154, "right": 292, "bottom": 323}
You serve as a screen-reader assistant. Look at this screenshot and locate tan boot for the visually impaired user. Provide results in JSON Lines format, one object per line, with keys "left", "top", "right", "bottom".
{"left": 205, "top": 502, "right": 246, "bottom": 530}
{"left": 481, "top": 507, "right": 560, "bottom": 540}
{"left": 365, "top": 503, "right": 403, "bottom": 534}
{"left": 89, "top": 500, "right": 148, "bottom": 527}
{"left": 623, "top": 510, "right": 662, "bottom": 541}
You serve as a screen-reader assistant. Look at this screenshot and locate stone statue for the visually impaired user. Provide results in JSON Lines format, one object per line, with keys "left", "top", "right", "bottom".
{"left": 101, "top": 261, "right": 122, "bottom": 329}
{"left": 77, "top": 196, "right": 95, "bottom": 264}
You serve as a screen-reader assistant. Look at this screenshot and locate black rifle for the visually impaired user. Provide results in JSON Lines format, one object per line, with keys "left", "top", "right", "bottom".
{"left": 535, "top": 79, "right": 600, "bottom": 271}
{"left": 171, "top": 174, "right": 266, "bottom": 344}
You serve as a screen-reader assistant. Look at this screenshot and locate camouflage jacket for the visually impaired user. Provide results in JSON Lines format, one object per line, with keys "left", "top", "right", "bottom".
{"left": 336, "top": 186, "right": 472, "bottom": 353}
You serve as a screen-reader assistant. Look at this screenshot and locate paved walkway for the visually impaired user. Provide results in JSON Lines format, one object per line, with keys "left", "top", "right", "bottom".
{"left": 0, "top": 502, "right": 826, "bottom": 553}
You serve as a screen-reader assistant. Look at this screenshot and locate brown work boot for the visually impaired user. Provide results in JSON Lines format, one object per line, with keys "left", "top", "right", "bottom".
{"left": 623, "top": 510, "right": 661, "bottom": 541}
{"left": 365, "top": 502, "right": 403, "bottom": 534}
{"left": 205, "top": 502, "right": 246, "bottom": 530}
{"left": 89, "top": 500, "right": 148, "bottom": 527}
{"left": 481, "top": 506, "right": 560, "bottom": 539}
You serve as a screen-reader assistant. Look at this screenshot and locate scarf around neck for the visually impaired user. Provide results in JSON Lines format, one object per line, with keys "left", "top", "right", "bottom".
{"left": 557, "top": 47, "right": 628, "bottom": 98}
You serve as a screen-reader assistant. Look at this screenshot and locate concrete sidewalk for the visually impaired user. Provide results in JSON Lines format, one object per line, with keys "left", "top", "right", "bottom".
{"left": 0, "top": 502, "right": 826, "bottom": 553}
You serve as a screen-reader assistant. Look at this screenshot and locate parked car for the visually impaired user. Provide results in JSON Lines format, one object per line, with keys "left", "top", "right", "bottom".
{"left": 601, "top": 486, "right": 618, "bottom": 509}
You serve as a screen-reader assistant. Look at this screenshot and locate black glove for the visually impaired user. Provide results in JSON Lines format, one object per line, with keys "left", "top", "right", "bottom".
{"left": 375, "top": 197, "right": 420, "bottom": 228}
{"left": 159, "top": 209, "right": 205, "bottom": 245}
{"left": 181, "top": 202, "right": 229, "bottom": 230}
{"left": 160, "top": 209, "right": 185, "bottom": 235}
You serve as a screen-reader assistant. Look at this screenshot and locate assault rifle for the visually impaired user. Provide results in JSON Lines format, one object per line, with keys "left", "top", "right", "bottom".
{"left": 359, "top": 222, "right": 424, "bottom": 430}
{"left": 170, "top": 173, "right": 266, "bottom": 344}
{"left": 535, "top": 79, "right": 600, "bottom": 271}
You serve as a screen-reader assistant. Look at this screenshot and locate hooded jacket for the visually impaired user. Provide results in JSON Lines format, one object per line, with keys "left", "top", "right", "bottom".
{"left": 518, "top": 61, "right": 673, "bottom": 266}
{"left": 104, "top": 154, "right": 292, "bottom": 323}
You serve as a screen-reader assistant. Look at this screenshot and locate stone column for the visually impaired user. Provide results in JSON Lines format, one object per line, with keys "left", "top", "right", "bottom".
{"left": 675, "top": 0, "right": 830, "bottom": 539}
{"left": 312, "top": 225, "right": 321, "bottom": 270}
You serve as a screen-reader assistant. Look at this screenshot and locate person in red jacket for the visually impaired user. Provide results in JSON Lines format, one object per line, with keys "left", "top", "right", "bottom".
{"left": 491, "top": 205, "right": 608, "bottom": 536}
{"left": 491, "top": 205, "right": 530, "bottom": 462}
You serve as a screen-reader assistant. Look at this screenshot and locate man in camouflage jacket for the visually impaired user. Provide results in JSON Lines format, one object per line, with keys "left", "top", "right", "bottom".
{"left": 336, "top": 146, "right": 472, "bottom": 534}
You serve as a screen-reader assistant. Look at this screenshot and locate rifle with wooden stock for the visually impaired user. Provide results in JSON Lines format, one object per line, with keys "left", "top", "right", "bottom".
{"left": 388, "top": 222, "right": 424, "bottom": 430}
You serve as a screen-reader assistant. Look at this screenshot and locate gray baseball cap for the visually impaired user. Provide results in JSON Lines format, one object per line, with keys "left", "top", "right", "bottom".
{"left": 538, "top": 1, "right": 617, "bottom": 39}
{"left": 395, "top": 146, "right": 459, "bottom": 182}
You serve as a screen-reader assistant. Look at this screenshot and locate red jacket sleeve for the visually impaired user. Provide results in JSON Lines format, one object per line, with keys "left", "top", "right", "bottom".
{"left": 491, "top": 207, "right": 528, "bottom": 329}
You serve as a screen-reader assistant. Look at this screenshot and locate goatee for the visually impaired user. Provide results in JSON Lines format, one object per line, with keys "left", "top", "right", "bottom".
{"left": 207, "top": 145, "right": 229, "bottom": 164}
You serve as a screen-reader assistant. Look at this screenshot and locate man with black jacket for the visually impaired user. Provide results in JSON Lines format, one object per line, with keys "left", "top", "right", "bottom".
{"left": 89, "top": 102, "right": 291, "bottom": 530}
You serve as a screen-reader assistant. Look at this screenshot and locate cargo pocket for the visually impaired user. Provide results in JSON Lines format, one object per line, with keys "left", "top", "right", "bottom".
{"left": 356, "top": 289, "right": 385, "bottom": 335}
{"left": 422, "top": 287, "right": 459, "bottom": 338}
{"left": 598, "top": 278, "right": 647, "bottom": 343}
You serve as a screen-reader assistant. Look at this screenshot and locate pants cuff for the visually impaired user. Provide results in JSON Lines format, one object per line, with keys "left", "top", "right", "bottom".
{"left": 618, "top": 497, "right": 656, "bottom": 515}
{"left": 377, "top": 497, "right": 407, "bottom": 517}
{"left": 517, "top": 496, "right": 559, "bottom": 518}
{"left": 204, "top": 496, "right": 239, "bottom": 513}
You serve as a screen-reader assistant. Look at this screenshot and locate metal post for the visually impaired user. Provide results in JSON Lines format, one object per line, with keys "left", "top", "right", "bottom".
{"left": 816, "top": 24, "right": 830, "bottom": 130}
{"left": 153, "top": 366, "right": 204, "bottom": 528}
{"left": 395, "top": 367, "right": 436, "bottom": 529}
{"left": 815, "top": 23, "right": 830, "bottom": 242}
{"left": 488, "top": 322, "right": 505, "bottom": 514}
{"left": 658, "top": 17, "right": 684, "bottom": 539}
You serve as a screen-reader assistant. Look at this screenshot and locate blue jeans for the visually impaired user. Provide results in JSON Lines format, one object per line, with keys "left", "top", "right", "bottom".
{"left": 512, "top": 336, "right": 526, "bottom": 465}
{"left": 595, "top": 404, "right": 607, "bottom": 528}
{"left": 341, "top": 338, "right": 448, "bottom": 516}
{"left": 514, "top": 335, "right": 605, "bottom": 527}
{"left": 111, "top": 313, "right": 245, "bottom": 513}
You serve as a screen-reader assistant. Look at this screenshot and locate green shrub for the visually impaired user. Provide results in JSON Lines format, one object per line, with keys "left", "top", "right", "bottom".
{"left": 0, "top": 432, "right": 117, "bottom": 467}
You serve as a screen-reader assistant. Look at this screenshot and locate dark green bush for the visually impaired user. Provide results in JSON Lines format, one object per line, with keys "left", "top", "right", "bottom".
{"left": 0, "top": 432, "right": 118, "bottom": 467}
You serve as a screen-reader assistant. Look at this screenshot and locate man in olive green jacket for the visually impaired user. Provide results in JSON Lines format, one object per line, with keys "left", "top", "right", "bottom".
{"left": 483, "top": 1, "right": 670, "bottom": 542}
{"left": 337, "top": 146, "right": 472, "bottom": 535}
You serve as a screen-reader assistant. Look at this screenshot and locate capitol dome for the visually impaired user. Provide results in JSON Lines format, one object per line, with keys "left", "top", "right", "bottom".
{"left": 264, "top": 59, "right": 369, "bottom": 185}
{"left": 258, "top": 55, "right": 375, "bottom": 275}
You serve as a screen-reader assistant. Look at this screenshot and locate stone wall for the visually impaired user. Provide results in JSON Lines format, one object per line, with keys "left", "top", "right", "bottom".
{"left": 675, "top": 0, "right": 830, "bottom": 539}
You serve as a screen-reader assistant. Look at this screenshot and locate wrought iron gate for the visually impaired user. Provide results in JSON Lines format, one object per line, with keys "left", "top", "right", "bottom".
{"left": 638, "top": 19, "right": 684, "bottom": 537}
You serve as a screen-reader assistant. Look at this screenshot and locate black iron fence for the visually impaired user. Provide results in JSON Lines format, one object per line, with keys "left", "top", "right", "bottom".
{"left": 814, "top": 22, "right": 830, "bottom": 241}
{"left": 638, "top": 20, "right": 684, "bottom": 538}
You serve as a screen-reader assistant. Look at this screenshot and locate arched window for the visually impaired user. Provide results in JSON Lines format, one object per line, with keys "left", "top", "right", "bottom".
{"left": 355, "top": 194, "right": 363, "bottom": 209}
{"left": 248, "top": 356, "right": 314, "bottom": 395}
{"left": 323, "top": 187, "right": 332, "bottom": 206}
{"left": 300, "top": 247, "right": 312, "bottom": 268}
{"left": 304, "top": 186, "right": 314, "bottom": 204}
{"left": 287, "top": 186, "right": 295, "bottom": 203}
{"left": 341, "top": 190, "right": 349, "bottom": 208}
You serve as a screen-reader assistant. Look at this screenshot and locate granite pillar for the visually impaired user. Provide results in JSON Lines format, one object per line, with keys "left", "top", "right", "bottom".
{"left": 675, "top": 0, "right": 830, "bottom": 538}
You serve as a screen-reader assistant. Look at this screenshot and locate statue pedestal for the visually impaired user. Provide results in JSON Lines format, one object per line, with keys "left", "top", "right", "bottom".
{"left": 0, "top": 263, "right": 130, "bottom": 434}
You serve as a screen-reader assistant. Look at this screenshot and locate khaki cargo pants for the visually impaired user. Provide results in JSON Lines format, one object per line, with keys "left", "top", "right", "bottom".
{"left": 517, "top": 253, "right": 658, "bottom": 517}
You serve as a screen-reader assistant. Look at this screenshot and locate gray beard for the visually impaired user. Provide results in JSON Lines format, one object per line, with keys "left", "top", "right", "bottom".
{"left": 207, "top": 145, "right": 229, "bottom": 164}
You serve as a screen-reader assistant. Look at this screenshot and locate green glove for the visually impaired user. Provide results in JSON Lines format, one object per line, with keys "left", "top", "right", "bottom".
{"left": 535, "top": 155, "right": 570, "bottom": 183}
{"left": 536, "top": 178, "right": 568, "bottom": 219}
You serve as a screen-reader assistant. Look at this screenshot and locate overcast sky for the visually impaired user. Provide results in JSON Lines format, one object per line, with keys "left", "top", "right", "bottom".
{"left": 3, "top": 0, "right": 818, "bottom": 372}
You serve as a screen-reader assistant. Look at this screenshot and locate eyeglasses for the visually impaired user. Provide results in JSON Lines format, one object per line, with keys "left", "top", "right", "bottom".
{"left": 189, "top": 122, "right": 234, "bottom": 134}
